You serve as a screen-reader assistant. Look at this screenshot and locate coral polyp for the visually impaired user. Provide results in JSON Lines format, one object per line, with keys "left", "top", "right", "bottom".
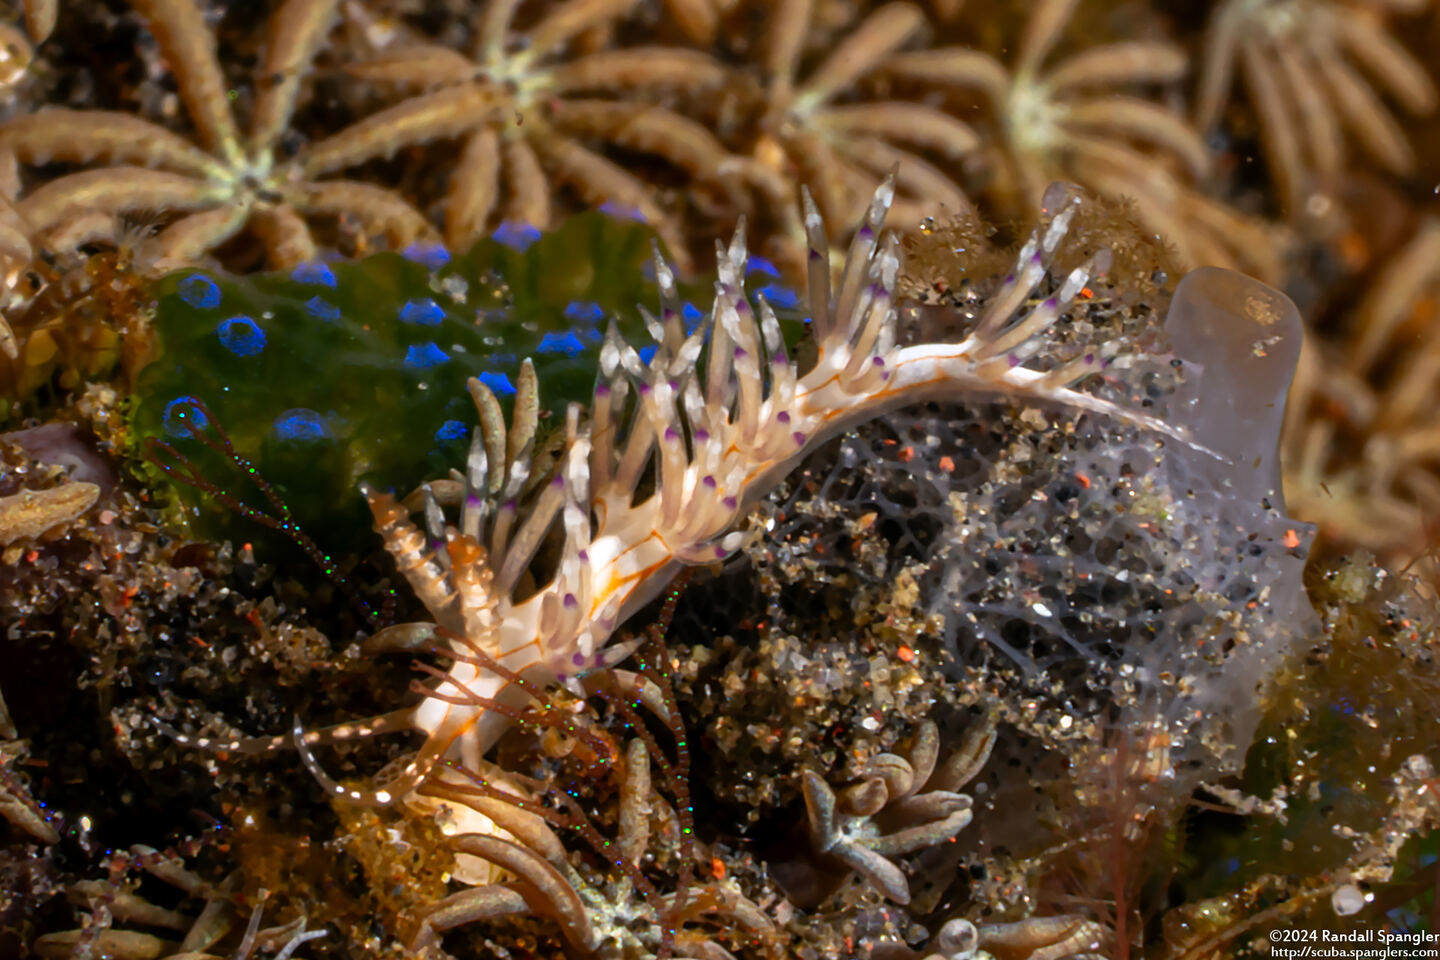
{"left": 883, "top": 0, "right": 1286, "bottom": 281}
{"left": 341, "top": 0, "right": 737, "bottom": 266}
{"left": 1196, "top": 0, "right": 1439, "bottom": 214}
{"left": 0, "top": 0, "right": 433, "bottom": 268}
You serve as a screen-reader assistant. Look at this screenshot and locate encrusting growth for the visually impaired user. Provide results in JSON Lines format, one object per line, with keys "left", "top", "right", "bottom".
{"left": 164, "top": 175, "right": 1193, "bottom": 825}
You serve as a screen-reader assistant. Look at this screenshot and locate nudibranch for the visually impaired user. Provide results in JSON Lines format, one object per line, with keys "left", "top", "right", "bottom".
{"left": 168, "top": 177, "right": 1184, "bottom": 806}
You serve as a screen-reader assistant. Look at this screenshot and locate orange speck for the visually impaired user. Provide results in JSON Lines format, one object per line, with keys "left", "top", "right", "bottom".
{"left": 938, "top": 455, "right": 955, "bottom": 472}
{"left": 1337, "top": 232, "right": 1369, "bottom": 271}
{"left": 1283, "top": 528, "right": 1300, "bottom": 549}
{"left": 898, "top": 446, "right": 915, "bottom": 463}
{"left": 1079, "top": 286, "right": 1094, "bottom": 299}
{"left": 1076, "top": 472, "right": 1091, "bottom": 489}
{"left": 23, "top": 549, "right": 38, "bottom": 563}
{"left": 711, "top": 857, "right": 726, "bottom": 879}
{"left": 121, "top": 585, "right": 139, "bottom": 608}
{"left": 897, "top": 645, "right": 915, "bottom": 663}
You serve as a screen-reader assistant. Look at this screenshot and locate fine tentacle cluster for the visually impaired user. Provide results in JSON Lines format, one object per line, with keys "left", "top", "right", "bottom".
{"left": 799, "top": 717, "right": 995, "bottom": 906}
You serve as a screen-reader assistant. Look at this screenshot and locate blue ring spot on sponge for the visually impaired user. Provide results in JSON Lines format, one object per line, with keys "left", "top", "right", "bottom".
{"left": 305, "top": 296, "right": 340, "bottom": 322}
{"left": 216, "top": 315, "right": 266, "bottom": 357}
{"left": 491, "top": 221, "right": 541, "bottom": 251}
{"left": 271, "top": 408, "right": 330, "bottom": 443}
{"left": 476, "top": 370, "right": 515, "bottom": 395}
{"left": 600, "top": 201, "right": 646, "bottom": 223}
{"left": 434, "top": 419, "right": 468, "bottom": 444}
{"left": 746, "top": 256, "right": 780, "bottom": 278}
{"left": 403, "top": 243, "right": 451, "bottom": 271}
{"left": 405, "top": 342, "right": 449, "bottom": 368}
{"left": 537, "top": 331, "right": 586, "bottom": 357}
{"left": 682, "top": 302, "right": 703, "bottom": 332}
{"left": 399, "top": 298, "right": 445, "bottom": 326}
{"left": 177, "top": 274, "right": 221, "bottom": 309}
{"left": 162, "top": 395, "right": 210, "bottom": 438}
{"left": 756, "top": 283, "right": 800, "bottom": 309}
{"left": 563, "top": 300, "right": 604, "bottom": 323}
{"left": 290, "top": 261, "right": 337, "bottom": 287}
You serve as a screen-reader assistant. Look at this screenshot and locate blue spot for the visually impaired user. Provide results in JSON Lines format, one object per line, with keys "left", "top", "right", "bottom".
{"left": 477, "top": 371, "right": 515, "bottom": 395}
{"left": 177, "top": 274, "right": 221, "bottom": 309}
{"left": 682, "top": 302, "right": 703, "bottom": 332}
{"left": 434, "top": 419, "right": 468, "bottom": 444}
{"left": 537, "top": 331, "right": 586, "bottom": 357}
{"left": 405, "top": 342, "right": 449, "bottom": 368}
{"left": 491, "top": 221, "right": 541, "bottom": 251}
{"left": 400, "top": 298, "right": 445, "bottom": 326}
{"left": 271, "top": 408, "right": 329, "bottom": 442}
{"left": 564, "top": 301, "right": 604, "bottom": 323}
{"left": 757, "top": 283, "right": 800, "bottom": 309}
{"left": 746, "top": 256, "right": 780, "bottom": 278}
{"left": 305, "top": 296, "right": 340, "bottom": 322}
{"left": 290, "top": 261, "right": 337, "bottom": 287}
{"left": 402, "top": 242, "right": 451, "bottom": 270}
{"left": 216, "top": 315, "right": 266, "bottom": 357}
{"left": 162, "top": 396, "right": 209, "bottom": 438}
{"left": 638, "top": 344, "right": 658, "bottom": 365}
{"left": 580, "top": 326, "right": 603, "bottom": 344}
{"left": 600, "top": 202, "right": 646, "bottom": 222}
{"left": 1223, "top": 857, "right": 1240, "bottom": 875}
